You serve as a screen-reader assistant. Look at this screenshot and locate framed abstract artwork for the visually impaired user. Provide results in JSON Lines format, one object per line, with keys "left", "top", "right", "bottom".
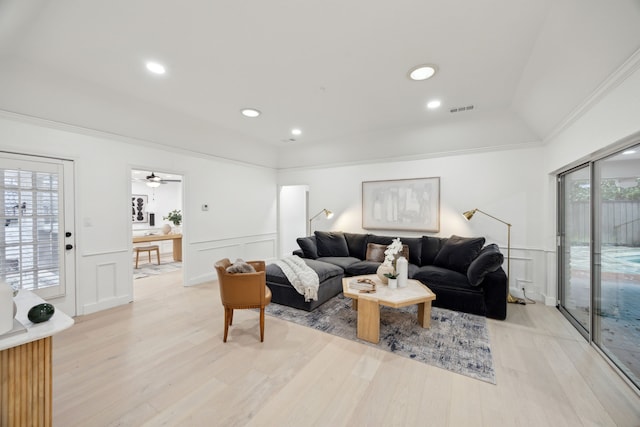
{"left": 362, "top": 177, "right": 440, "bottom": 232}
{"left": 132, "top": 195, "right": 148, "bottom": 223}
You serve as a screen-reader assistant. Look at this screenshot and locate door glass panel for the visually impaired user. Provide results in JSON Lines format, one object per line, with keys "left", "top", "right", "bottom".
{"left": 0, "top": 157, "right": 64, "bottom": 297}
{"left": 559, "top": 166, "right": 591, "bottom": 335}
{"left": 593, "top": 145, "right": 640, "bottom": 388}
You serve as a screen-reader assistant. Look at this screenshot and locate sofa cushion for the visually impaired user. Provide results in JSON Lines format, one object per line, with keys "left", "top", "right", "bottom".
{"left": 421, "top": 236, "right": 448, "bottom": 266}
{"left": 316, "top": 256, "right": 362, "bottom": 270}
{"left": 296, "top": 236, "right": 318, "bottom": 259}
{"left": 266, "top": 258, "right": 343, "bottom": 285}
{"left": 345, "top": 260, "right": 381, "bottom": 276}
{"left": 467, "top": 244, "right": 504, "bottom": 286}
{"left": 413, "top": 265, "right": 477, "bottom": 291}
{"left": 365, "top": 243, "right": 387, "bottom": 262}
{"left": 344, "top": 233, "right": 369, "bottom": 260}
{"left": 366, "top": 235, "right": 393, "bottom": 245}
{"left": 433, "top": 235, "right": 485, "bottom": 274}
{"left": 315, "top": 231, "right": 350, "bottom": 257}
{"left": 401, "top": 237, "right": 423, "bottom": 266}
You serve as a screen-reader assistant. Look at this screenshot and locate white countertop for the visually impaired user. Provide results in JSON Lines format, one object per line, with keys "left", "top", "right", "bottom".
{"left": 0, "top": 289, "right": 74, "bottom": 351}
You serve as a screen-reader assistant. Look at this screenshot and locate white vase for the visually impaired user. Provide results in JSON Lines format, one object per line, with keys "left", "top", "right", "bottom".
{"left": 161, "top": 224, "right": 171, "bottom": 234}
{"left": 388, "top": 278, "right": 398, "bottom": 289}
{"left": 397, "top": 256, "right": 408, "bottom": 288}
{"left": 0, "top": 281, "right": 13, "bottom": 334}
{"left": 376, "top": 264, "right": 394, "bottom": 284}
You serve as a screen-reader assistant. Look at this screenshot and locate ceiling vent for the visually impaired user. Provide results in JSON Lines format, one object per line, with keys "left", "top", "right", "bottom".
{"left": 449, "top": 105, "right": 474, "bottom": 113}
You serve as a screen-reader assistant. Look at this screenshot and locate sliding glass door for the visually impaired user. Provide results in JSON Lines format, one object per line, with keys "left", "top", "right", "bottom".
{"left": 592, "top": 145, "right": 640, "bottom": 388}
{"left": 558, "top": 165, "right": 591, "bottom": 336}
{"left": 558, "top": 143, "right": 640, "bottom": 390}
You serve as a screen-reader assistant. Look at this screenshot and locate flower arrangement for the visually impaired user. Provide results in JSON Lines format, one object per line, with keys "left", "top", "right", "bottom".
{"left": 163, "top": 209, "right": 182, "bottom": 226}
{"left": 383, "top": 237, "right": 403, "bottom": 279}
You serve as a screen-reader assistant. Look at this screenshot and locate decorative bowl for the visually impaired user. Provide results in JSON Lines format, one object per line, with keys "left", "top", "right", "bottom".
{"left": 27, "top": 303, "right": 55, "bottom": 323}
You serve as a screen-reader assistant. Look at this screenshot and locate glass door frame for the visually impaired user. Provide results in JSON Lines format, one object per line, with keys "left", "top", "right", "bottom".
{"left": 556, "top": 136, "right": 640, "bottom": 393}
{"left": 557, "top": 163, "right": 592, "bottom": 340}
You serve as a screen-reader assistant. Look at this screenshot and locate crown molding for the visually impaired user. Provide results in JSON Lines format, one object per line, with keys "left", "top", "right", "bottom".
{"left": 0, "top": 109, "right": 277, "bottom": 171}
{"left": 276, "top": 140, "right": 543, "bottom": 172}
{"left": 543, "top": 47, "right": 640, "bottom": 144}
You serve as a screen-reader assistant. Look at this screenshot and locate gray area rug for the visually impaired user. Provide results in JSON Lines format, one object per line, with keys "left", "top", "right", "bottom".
{"left": 133, "top": 261, "right": 182, "bottom": 279}
{"left": 266, "top": 293, "right": 496, "bottom": 384}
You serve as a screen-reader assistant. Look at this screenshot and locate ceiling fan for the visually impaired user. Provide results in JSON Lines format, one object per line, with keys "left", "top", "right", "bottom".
{"left": 144, "top": 172, "right": 182, "bottom": 187}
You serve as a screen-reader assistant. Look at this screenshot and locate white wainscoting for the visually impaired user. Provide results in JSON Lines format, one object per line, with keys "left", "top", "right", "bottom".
{"left": 186, "top": 233, "right": 278, "bottom": 286}
{"left": 79, "top": 249, "right": 133, "bottom": 315}
{"left": 507, "top": 246, "right": 554, "bottom": 305}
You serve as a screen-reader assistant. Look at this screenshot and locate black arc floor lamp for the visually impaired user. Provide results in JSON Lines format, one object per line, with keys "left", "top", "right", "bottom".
{"left": 463, "top": 208, "right": 525, "bottom": 305}
{"left": 308, "top": 209, "right": 333, "bottom": 235}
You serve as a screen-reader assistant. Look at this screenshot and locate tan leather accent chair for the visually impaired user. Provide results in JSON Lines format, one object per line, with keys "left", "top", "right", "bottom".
{"left": 214, "top": 258, "right": 272, "bottom": 342}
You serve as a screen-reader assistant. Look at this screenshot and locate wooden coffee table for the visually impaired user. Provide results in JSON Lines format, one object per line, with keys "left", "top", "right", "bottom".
{"left": 342, "top": 274, "right": 436, "bottom": 344}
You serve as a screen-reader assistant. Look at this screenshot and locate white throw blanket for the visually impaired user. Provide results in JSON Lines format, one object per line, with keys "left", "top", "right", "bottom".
{"left": 274, "top": 255, "right": 319, "bottom": 302}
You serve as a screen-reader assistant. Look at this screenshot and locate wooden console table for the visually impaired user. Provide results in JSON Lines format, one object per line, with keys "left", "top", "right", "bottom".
{"left": 133, "top": 233, "right": 182, "bottom": 261}
{"left": 0, "top": 291, "right": 74, "bottom": 427}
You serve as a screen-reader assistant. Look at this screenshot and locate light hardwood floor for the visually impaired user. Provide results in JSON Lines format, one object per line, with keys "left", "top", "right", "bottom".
{"left": 52, "top": 271, "right": 640, "bottom": 426}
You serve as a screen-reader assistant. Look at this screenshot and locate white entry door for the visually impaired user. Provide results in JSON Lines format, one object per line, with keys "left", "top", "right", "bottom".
{"left": 0, "top": 153, "right": 76, "bottom": 315}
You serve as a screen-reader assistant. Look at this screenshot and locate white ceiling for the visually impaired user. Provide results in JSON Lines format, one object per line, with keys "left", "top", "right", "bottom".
{"left": 1, "top": 0, "right": 639, "bottom": 169}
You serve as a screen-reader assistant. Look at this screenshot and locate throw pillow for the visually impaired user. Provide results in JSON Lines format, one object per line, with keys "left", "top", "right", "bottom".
{"left": 296, "top": 236, "right": 318, "bottom": 259}
{"left": 398, "top": 244, "right": 410, "bottom": 262}
{"left": 421, "top": 236, "right": 448, "bottom": 266}
{"left": 467, "top": 244, "right": 504, "bottom": 286}
{"left": 365, "top": 243, "right": 387, "bottom": 262}
{"left": 401, "top": 237, "right": 423, "bottom": 266}
{"left": 433, "top": 235, "right": 485, "bottom": 274}
{"left": 344, "top": 232, "right": 369, "bottom": 260}
{"left": 226, "top": 259, "right": 256, "bottom": 273}
{"left": 314, "top": 231, "right": 350, "bottom": 257}
{"left": 365, "top": 243, "right": 410, "bottom": 263}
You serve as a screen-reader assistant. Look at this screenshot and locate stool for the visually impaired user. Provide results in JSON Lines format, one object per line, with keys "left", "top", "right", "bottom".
{"left": 134, "top": 245, "right": 160, "bottom": 269}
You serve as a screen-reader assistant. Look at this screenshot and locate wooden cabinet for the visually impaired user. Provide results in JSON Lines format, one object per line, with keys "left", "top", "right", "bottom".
{"left": 0, "top": 291, "right": 73, "bottom": 427}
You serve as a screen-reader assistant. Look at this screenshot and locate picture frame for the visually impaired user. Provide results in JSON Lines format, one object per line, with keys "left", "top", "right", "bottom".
{"left": 132, "top": 194, "right": 148, "bottom": 223}
{"left": 362, "top": 177, "right": 440, "bottom": 232}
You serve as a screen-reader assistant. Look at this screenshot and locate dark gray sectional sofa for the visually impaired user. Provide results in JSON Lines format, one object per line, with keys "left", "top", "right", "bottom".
{"left": 266, "top": 231, "right": 507, "bottom": 320}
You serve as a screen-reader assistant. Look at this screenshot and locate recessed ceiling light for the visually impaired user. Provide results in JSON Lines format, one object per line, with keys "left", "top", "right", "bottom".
{"left": 146, "top": 61, "right": 166, "bottom": 75}
{"left": 427, "top": 100, "right": 441, "bottom": 109}
{"left": 291, "top": 128, "right": 302, "bottom": 136}
{"left": 241, "top": 108, "right": 261, "bottom": 118}
{"left": 622, "top": 149, "right": 637, "bottom": 155}
{"left": 408, "top": 64, "right": 437, "bottom": 81}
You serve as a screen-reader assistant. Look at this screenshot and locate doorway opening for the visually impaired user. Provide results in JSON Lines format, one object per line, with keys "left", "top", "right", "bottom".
{"left": 131, "top": 169, "right": 183, "bottom": 281}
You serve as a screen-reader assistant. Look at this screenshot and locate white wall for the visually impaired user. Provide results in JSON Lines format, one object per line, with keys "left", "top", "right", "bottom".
{"left": 540, "top": 57, "right": 640, "bottom": 305}
{"left": 0, "top": 113, "right": 278, "bottom": 316}
{"left": 279, "top": 185, "right": 308, "bottom": 258}
{"left": 278, "top": 144, "right": 548, "bottom": 301}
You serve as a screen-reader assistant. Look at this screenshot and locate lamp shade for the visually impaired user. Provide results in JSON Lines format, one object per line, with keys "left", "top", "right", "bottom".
{"left": 462, "top": 209, "right": 477, "bottom": 221}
